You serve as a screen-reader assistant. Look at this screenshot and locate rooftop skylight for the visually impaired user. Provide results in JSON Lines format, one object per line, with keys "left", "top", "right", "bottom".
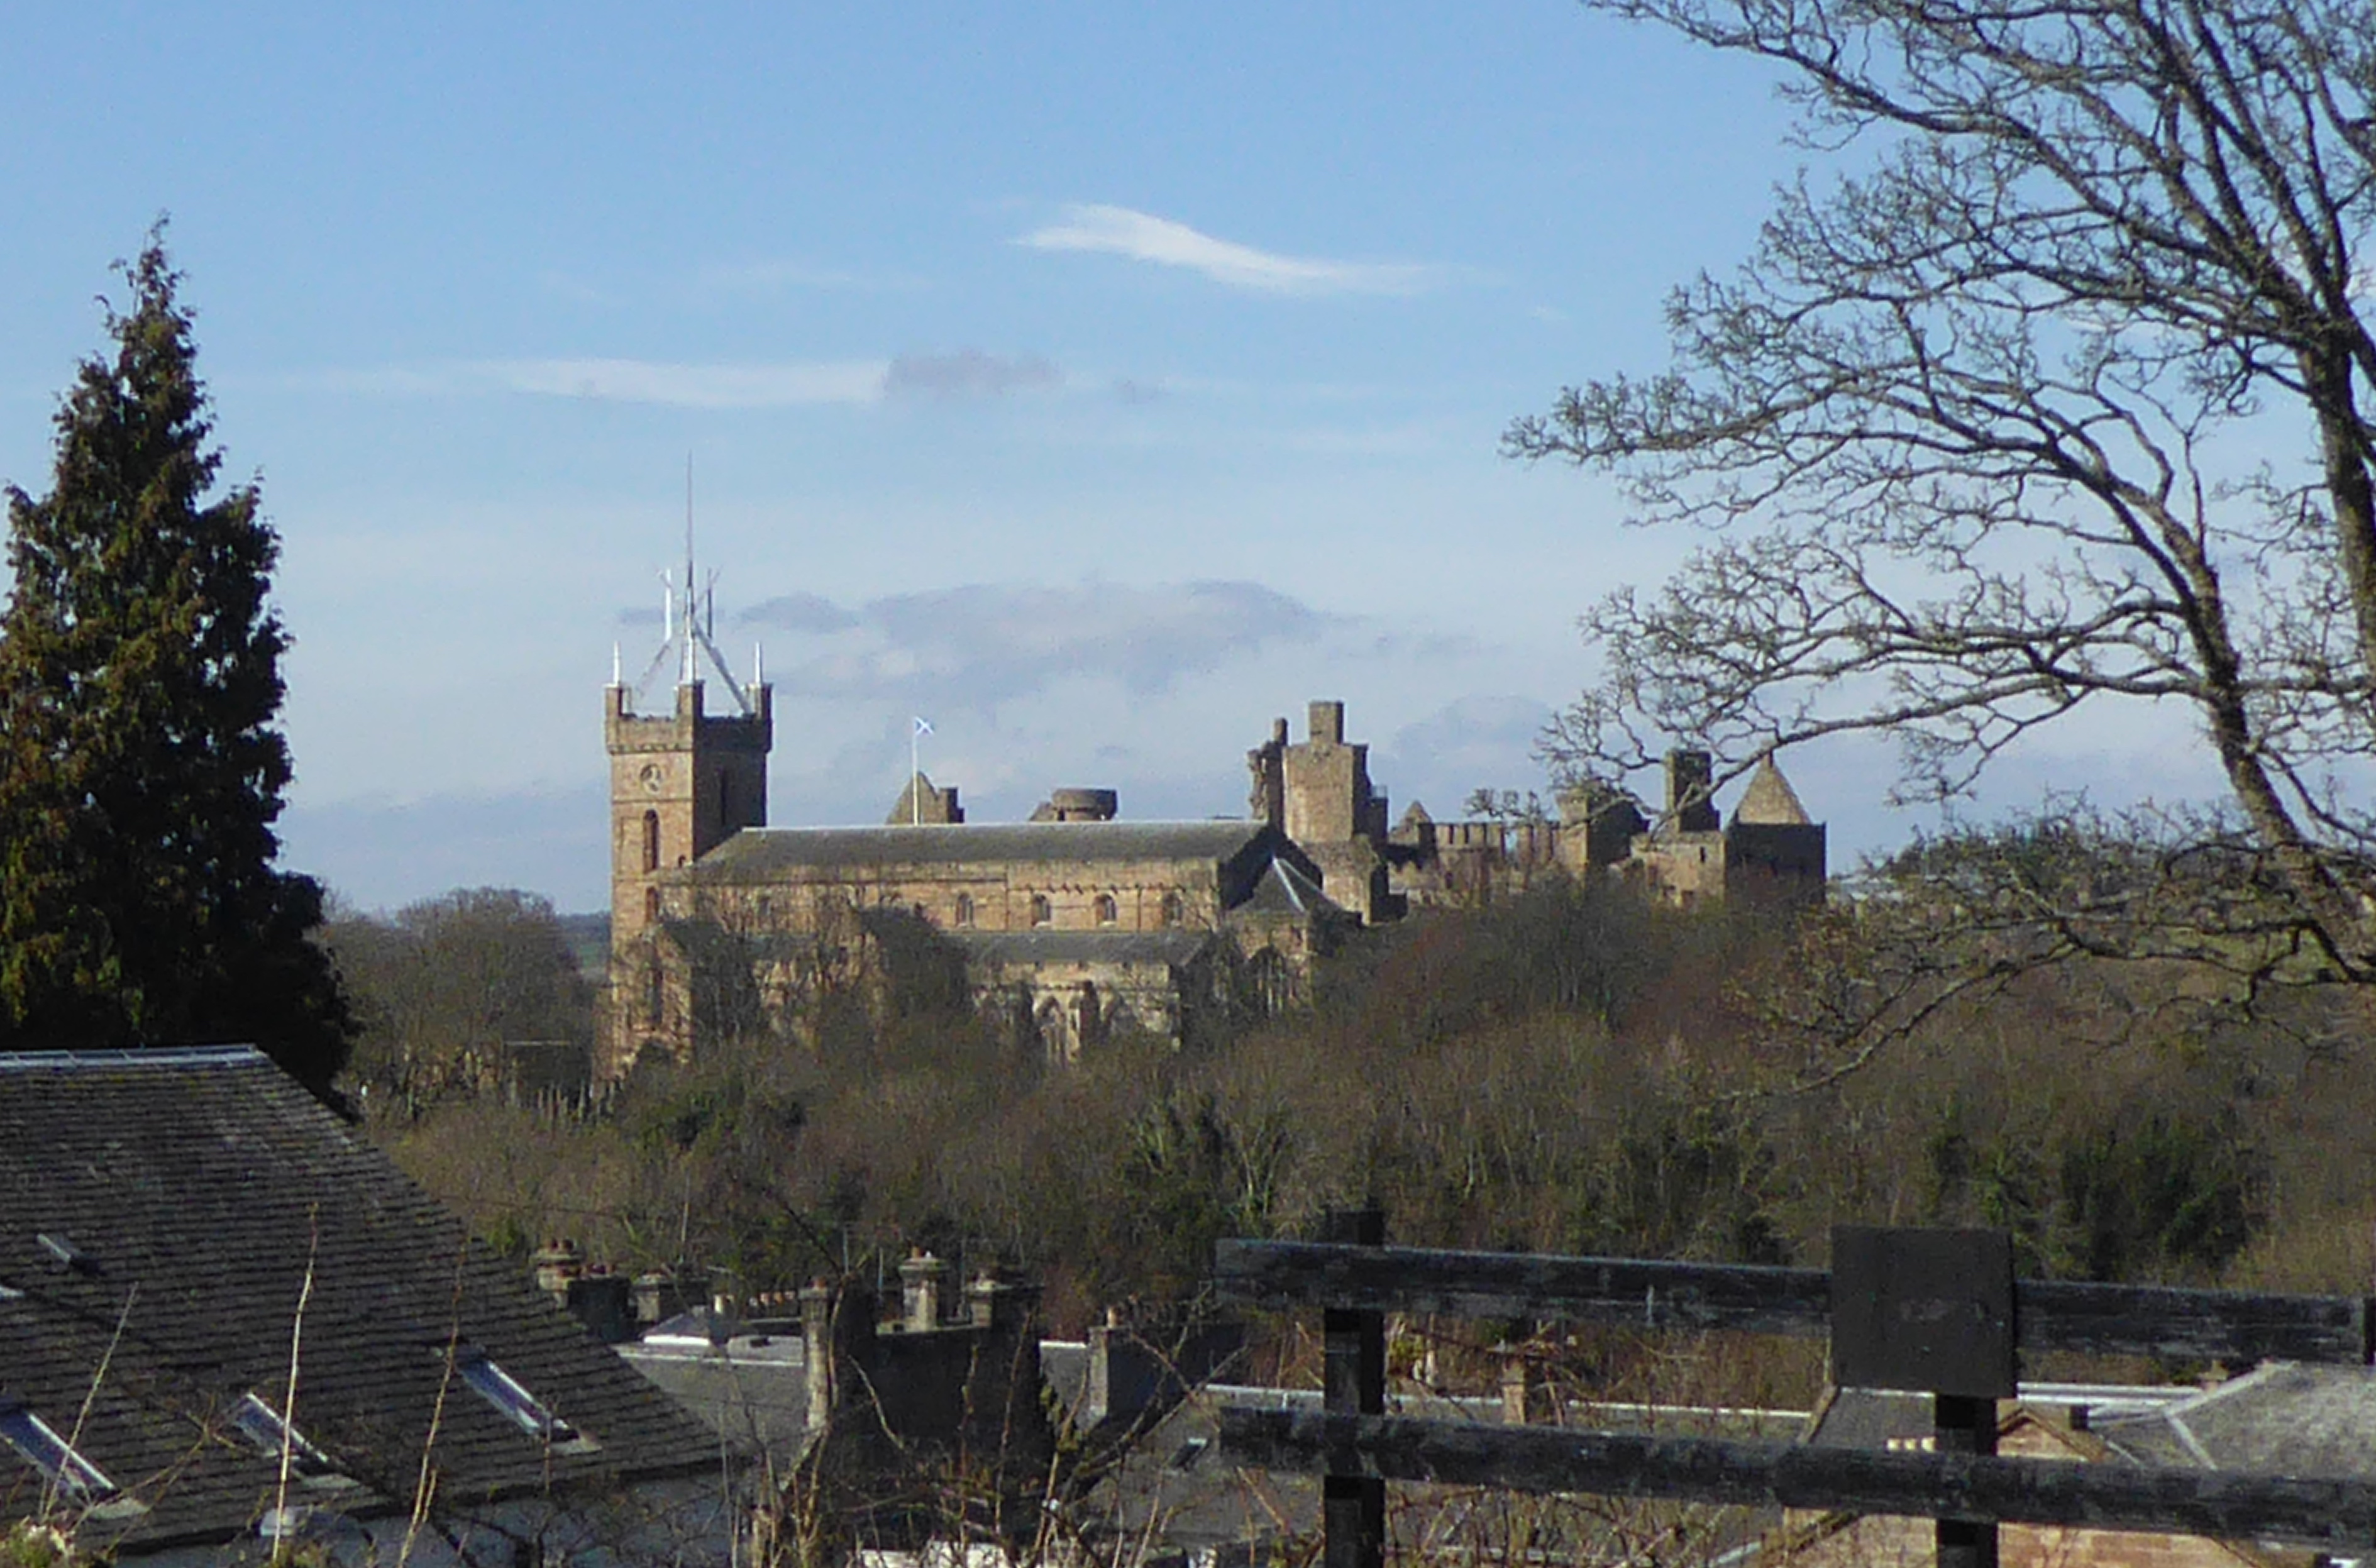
{"left": 0, "top": 1398, "right": 117, "bottom": 1501}
{"left": 229, "top": 1393, "right": 351, "bottom": 1488}
{"left": 35, "top": 1234, "right": 95, "bottom": 1275}
{"left": 438, "top": 1348, "right": 597, "bottom": 1452}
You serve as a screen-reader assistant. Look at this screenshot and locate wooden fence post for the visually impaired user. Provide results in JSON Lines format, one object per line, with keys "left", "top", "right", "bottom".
{"left": 1833, "top": 1227, "right": 2015, "bottom": 1568}
{"left": 1323, "top": 1206, "right": 1386, "bottom": 1568}
{"left": 1936, "top": 1394, "right": 1998, "bottom": 1568}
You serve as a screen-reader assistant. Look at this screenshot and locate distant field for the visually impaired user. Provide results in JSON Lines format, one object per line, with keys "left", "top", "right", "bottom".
{"left": 557, "top": 913, "right": 609, "bottom": 981}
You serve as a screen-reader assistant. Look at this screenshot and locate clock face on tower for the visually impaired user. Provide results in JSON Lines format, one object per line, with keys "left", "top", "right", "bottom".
{"left": 639, "top": 763, "right": 665, "bottom": 794}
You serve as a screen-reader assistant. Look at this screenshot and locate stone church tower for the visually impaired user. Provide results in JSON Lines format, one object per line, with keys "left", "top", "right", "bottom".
{"left": 604, "top": 678, "right": 773, "bottom": 951}
{"left": 605, "top": 677, "right": 771, "bottom": 1072}
{"left": 603, "top": 505, "right": 775, "bottom": 1071}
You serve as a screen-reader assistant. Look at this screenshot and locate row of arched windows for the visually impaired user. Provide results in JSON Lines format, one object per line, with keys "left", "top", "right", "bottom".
{"left": 948, "top": 888, "right": 1190, "bottom": 929}
{"left": 632, "top": 836, "right": 1198, "bottom": 935}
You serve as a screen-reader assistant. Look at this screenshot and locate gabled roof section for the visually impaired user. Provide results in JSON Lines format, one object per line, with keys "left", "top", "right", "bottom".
{"left": 1240, "top": 856, "right": 1332, "bottom": 918}
{"left": 2091, "top": 1362, "right": 2376, "bottom": 1480}
{"left": 1732, "top": 758, "right": 1813, "bottom": 826}
{"left": 0, "top": 1046, "right": 712, "bottom": 1552}
{"left": 691, "top": 819, "right": 1274, "bottom": 879}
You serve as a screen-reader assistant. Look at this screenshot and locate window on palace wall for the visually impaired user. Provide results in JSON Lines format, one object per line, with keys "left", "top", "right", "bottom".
{"left": 1029, "top": 893, "right": 1051, "bottom": 927}
{"left": 641, "top": 810, "right": 661, "bottom": 873}
{"left": 1160, "top": 892, "right": 1184, "bottom": 927}
{"left": 644, "top": 887, "right": 660, "bottom": 923}
{"left": 646, "top": 964, "right": 664, "bottom": 1024}
{"left": 954, "top": 892, "right": 974, "bottom": 926}
{"left": 1093, "top": 893, "right": 1118, "bottom": 926}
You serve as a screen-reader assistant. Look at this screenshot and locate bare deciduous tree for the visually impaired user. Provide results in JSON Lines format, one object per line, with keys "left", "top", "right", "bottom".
{"left": 1510, "top": 0, "right": 2376, "bottom": 986}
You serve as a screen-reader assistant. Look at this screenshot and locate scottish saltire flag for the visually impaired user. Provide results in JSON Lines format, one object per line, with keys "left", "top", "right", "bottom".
{"left": 914, "top": 715, "right": 934, "bottom": 737}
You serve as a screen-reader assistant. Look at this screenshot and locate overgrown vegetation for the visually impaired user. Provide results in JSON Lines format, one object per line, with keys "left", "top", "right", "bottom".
{"left": 341, "top": 870, "right": 2373, "bottom": 1347}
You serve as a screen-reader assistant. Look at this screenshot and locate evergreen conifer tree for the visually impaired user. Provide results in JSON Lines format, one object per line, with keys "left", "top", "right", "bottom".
{"left": 0, "top": 233, "right": 351, "bottom": 1094}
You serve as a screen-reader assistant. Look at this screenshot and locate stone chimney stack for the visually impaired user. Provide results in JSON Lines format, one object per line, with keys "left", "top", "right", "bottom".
{"left": 531, "top": 1239, "right": 584, "bottom": 1306}
{"left": 800, "top": 1281, "right": 836, "bottom": 1430}
{"left": 1309, "top": 700, "right": 1346, "bottom": 746}
{"left": 900, "top": 1251, "right": 948, "bottom": 1332}
{"left": 964, "top": 1270, "right": 1040, "bottom": 1333}
{"left": 1664, "top": 748, "right": 1721, "bottom": 833}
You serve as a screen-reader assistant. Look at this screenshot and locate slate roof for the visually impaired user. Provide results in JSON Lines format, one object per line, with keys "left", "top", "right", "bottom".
{"left": 616, "top": 1336, "right": 809, "bottom": 1474}
{"left": 2090, "top": 1362, "right": 2376, "bottom": 1479}
{"left": 0, "top": 1046, "right": 715, "bottom": 1555}
{"left": 690, "top": 820, "right": 1273, "bottom": 878}
{"left": 951, "top": 929, "right": 1217, "bottom": 968}
{"left": 1239, "top": 857, "right": 1330, "bottom": 917}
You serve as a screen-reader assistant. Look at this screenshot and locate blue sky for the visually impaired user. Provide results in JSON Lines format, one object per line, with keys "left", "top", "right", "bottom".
{"left": 0, "top": 3, "right": 2213, "bottom": 911}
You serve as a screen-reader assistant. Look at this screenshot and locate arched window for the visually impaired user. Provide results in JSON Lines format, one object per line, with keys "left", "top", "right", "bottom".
{"left": 1247, "top": 948, "right": 1291, "bottom": 1017}
{"left": 1036, "top": 997, "right": 1068, "bottom": 1065}
{"left": 644, "top": 963, "right": 665, "bottom": 1025}
{"left": 641, "top": 810, "right": 661, "bottom": 873}
{"left": 954, "top": 893, "right": 974, "bottom": 927}
{"left": 1029, "top": 893, "right": 1051, "bottom": 927}
{"left": 1159, "top": 892, "right": 1184, "bottom": 928}
{"left": 756, "top": 895, "right": 773, "bottom": 923}
{"left": 643, "top": 887, "right": 660, "bottom": 924}
{"left": 1093, "top": 893, "right": 1118, "bottom": 926}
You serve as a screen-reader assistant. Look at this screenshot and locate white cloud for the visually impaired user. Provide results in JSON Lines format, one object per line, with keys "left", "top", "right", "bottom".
{"left": 293, "top": 359, "right": 894, "bottom": 407}
{"left": 1017, "top": 204, "right": 1438, "bottom": 297}
{"left": 487, "top": 357, "right": 889, "bottom": 407}
{"left": 882, "top": 349, "right": 1062, "bottom": 400}
{"left": 306, "top": 352, "right": 1085, "bottom": 409}
{"left": 727, "top": 579, "right": 1338, "bottom": 705}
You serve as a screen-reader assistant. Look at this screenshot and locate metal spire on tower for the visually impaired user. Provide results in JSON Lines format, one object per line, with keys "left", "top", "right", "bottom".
{"left": 624, "top": 453, "right": 758, "bottom": 716}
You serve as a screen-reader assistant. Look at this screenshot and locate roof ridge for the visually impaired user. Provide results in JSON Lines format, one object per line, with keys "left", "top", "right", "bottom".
{"left": 0, "top": 1044, "right": 268, "bottom": 1072}
{"left": 738, "top": 819, "right": 1261, "bottom": 833}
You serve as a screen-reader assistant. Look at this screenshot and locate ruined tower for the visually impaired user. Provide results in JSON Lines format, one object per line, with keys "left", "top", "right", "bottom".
{"left": 1257, "top": 700, "right": 1395, "bottom": 922}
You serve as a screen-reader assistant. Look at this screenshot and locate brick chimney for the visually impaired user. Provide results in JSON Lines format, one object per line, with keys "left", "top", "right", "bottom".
{"left": 530, "top": 1239, "right": 583, "bottom": 1306}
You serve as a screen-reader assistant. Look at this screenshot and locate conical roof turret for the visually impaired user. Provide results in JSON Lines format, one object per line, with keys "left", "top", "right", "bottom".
{"left": 1732, "top": 757, "right": 1812, "bottom": 826}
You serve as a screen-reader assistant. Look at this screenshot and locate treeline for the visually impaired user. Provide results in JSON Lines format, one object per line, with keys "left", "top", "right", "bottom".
{"left": 325, "top": 888, "right": 596, "bottom": 1105}
{"left": 336, "top": 873, "right": 2376, "bottom": 1338}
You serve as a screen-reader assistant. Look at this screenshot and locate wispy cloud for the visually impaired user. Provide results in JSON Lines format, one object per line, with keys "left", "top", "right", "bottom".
{"left": 299, "top": 358, "right": 890, "bottom": 407}
{"left": 726, "top": 580, "right": 1340, "bottom": 705}
{"left": 1017, "top": 204, "right": 1438, "bottom": 297}
{"left": 311, "top": 351, "right": 1078, "bottom": 409}
{"left": 883, "top": 349, "right": 1061, "bottom": 400}
{"left": 490, "top": 357, "right": 888, "bottom": 407}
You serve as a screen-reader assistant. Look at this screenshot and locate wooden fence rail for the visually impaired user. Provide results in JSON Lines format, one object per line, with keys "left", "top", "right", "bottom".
{"left": 1213, "top": 1239, "right": 2376, "bottom": 1367}
{"left": 1217, "top": 1409, "right": 2376, "bottom": 1552}
{"left": 1211, "top": 1223, "right": 2376, "bottom": 1568}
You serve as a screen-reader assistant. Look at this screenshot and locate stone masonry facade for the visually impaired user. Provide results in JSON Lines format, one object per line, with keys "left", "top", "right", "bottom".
{"left": 605, "top": 682, "right": 1825, "bottom": 1074}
